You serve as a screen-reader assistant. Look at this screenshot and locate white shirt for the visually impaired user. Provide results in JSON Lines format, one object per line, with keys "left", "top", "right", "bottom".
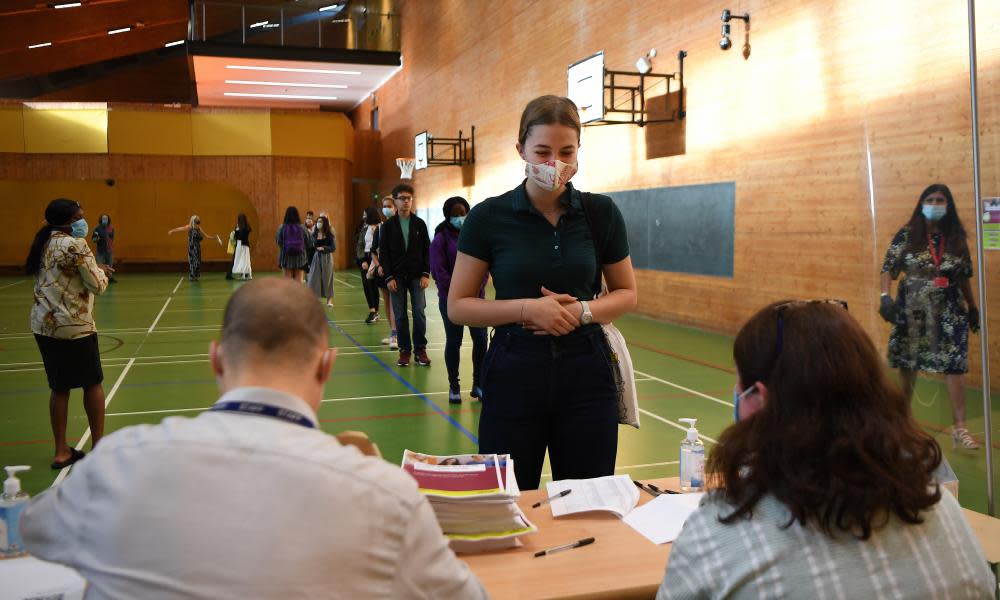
{"left": 364, "top": 225, "right": 375, "bottom": 253}
{"left": 21, "top": 387, "right": 486, "bottom": 600}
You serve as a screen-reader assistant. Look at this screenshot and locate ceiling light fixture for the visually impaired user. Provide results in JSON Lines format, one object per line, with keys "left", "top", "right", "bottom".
{"left": 250, "top": 21, "right": 268, "bottom": 28}
{"left": 108, "top": 27, "right": 131, "bottom": 35}
{"left": 164, "top": 40, "right": 185, "bottom": 47}
{"left": 52, "top": 2, "right": 82, "bottom": 8}
{"left": 225, "top": 80, "right": 347, "bottom": 89}
{"left": 224, "top": 92, "right": 340, "bottom": 100}
{"left": 318, "top": 3, "right": 344, "bottom": 11}
{"left": 226, "top": 65, "right": 362, "bottom": 75}
{"left": 28, "top": 42, "right": 53, "bottom": 49}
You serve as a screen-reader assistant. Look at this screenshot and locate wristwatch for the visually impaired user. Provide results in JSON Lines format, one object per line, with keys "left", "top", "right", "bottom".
{"left": 580, "top": 300, "right": 593, "bottom": 325}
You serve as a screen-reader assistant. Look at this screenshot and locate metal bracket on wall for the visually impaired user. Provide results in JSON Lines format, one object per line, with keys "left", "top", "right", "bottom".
{"left": 422, "top": 127, "right": 475, "bottom": 167}
{"left": 586, "top": 50, "right": 687, "bottom": 127}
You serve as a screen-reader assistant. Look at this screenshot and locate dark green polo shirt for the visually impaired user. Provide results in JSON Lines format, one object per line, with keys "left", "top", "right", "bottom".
{"left": 458, "top": 181, "right": 629, "bottom": 301}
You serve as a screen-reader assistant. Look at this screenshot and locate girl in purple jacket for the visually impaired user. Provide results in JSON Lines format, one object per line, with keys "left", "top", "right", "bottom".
{"left": 430, "top": 197, "right": 488, "bottom": 404}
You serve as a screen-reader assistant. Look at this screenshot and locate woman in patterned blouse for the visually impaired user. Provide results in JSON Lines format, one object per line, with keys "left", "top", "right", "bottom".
{"left": 26, "top": 198, "right": 114, "bottom": 469}
{"left": 879, "top": 184, "right": 981, "bottom": 449}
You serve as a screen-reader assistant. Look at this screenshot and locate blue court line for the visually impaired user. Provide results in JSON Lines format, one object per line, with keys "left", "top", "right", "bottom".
{"left": 329, "top": 319, "right": 479, "bottom": 445}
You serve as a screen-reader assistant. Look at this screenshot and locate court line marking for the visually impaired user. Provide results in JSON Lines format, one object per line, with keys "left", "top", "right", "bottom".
{"left": 638, "top": 408, "right": 719, "bottom": 445}
{"left": 105, "top": 389, "right": 474, "bottom": 418}
{"left": 146, "top": 297, "right": 173, "bottom": 334}
{"left": 172, "top": 277, "right": 184, "bottom": 294}
{"left": 52, "top": 357, "right": 135, "bottom": 486}
{"left": 633, "top": 369, "right": 733, "bottom": 408}
{"left": 330, "top": 320, "right": 479, "bottom": 444}
{"left": 0, "top": 280, "right": 27, "bottom": 292}
{"left": 334, "top": 277, "right": 356, "bottom": 288}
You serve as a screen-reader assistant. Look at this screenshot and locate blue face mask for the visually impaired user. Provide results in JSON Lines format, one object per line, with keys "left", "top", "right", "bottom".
{"left": 70, "top": 218, "right": 89, "bottom": 239}
{"left": 733, "top": 385, "right": 755, "bottom": 422}
{"left": 382, "top": 207, "right": 394, "bottom": 218}
{"left": 922, "top": 204, "right": 946, "bottom": 221}
{"left": 450, "top": 216, "right": 466, "bottom": 229}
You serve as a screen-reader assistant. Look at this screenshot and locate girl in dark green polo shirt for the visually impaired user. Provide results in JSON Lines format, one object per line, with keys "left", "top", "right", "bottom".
{"left": 448, "top": 95, "right": 637, "bottom": 490}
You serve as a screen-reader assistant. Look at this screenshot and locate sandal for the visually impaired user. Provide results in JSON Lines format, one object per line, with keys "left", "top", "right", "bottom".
{"left": 952, "top": 427, "right": 981, "bottom": 450}
{"left": 51, "top": 448, "right": 86, "bottom": 470}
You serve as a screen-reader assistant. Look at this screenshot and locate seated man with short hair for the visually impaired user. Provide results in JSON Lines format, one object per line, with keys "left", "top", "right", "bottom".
{"left": 21, "top": 278, "right": 486, "bottom": 599}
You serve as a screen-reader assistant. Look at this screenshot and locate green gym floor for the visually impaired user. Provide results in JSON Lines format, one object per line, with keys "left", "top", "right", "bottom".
{"left": 2, "top": 272, "right": 999, "bottom": 513}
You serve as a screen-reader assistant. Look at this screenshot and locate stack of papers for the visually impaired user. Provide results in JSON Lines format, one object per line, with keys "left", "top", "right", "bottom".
{"left": 402, "top": 450, "right": 536, "bottom": 553}
{"left": 622, "top": 492, "right": 705, "bottom": 544}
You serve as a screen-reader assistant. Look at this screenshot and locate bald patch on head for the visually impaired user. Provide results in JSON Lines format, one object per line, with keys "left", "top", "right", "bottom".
{"left": 220, "top": 279, "right": 328, "bottom": 369}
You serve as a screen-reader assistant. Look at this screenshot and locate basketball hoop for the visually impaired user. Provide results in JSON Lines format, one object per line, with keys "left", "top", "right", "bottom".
{"left": 396, "top": 157, "right": 416, "bottom": 180}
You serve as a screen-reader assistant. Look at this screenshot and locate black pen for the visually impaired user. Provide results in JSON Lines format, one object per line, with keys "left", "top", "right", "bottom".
{"left": 633, "top": 480, "right": 659, "bottom": 497}
{"left": 533, "top": 537, "right": 595, "bottom": 557}
{"left": 532, "top": 489, "right": 572, "bottom": 508}
{"left": 646, "top": 482, "right": 680, "bottom": 495}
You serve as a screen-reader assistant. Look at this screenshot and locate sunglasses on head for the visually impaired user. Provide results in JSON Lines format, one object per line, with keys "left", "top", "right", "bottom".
{"left": 774, "top": 299, "right": 848, "bottom": 355}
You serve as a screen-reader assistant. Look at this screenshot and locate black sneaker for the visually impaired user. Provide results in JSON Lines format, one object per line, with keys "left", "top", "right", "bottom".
{"left": 365, "top": 312, "right": 379, "bottom": 324}
{"left": 448, "top": 389, "right": 462, "bottom": 404}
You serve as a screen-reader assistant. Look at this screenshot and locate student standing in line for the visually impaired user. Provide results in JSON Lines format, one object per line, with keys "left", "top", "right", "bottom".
{"left": 379, "top": 184, "right": 432, "bottom": 367}
{"left": 372, "top": 196, "right": 398, "bottom": 349}
{"left": 448, "top": 95, "right": 637, "bottom": 490}
{"left": 276, "top": 206, "right": 312, "bottom": 282}
{"left": 91, "top": 214, "right": 116, "bottom": 283}
{"left": 303, "top": 210, "right": 316, "bottom": 279}
{"left": 357, "top": 207, "right": 382, "bottom": 323}
{"left": 308, "top": 215, "right": 336, "bottom": 307}
{"left": 168, "top": 215, "right": 221, "bottom": 282}
{"left": 879, "top": 184, "right": 981, "bottom": 449}
{"left": 229, "top": 213, "right": 253, "bottom": 280}
{"left": 26, "top": 198, "right": 113, "bottom": 469}
{"left": 658, "top": 300, "right": 994, "bottom": 598}
{"left": 430, "top": 196, "right": 487, "bottom": 404}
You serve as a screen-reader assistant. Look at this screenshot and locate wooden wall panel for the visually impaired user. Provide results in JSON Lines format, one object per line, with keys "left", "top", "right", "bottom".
{"left": 355, "top": 0, "right": 1000, "bottom": 387}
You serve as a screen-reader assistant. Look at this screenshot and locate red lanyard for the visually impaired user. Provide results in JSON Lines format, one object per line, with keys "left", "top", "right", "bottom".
{"left": 927, "top": 234, "right": 943, "bottom": 274}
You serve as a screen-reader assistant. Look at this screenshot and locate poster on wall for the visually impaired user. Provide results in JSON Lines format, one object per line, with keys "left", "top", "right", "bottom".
{"left": 983, "top": 198, "right": 1000, "bottom": 250}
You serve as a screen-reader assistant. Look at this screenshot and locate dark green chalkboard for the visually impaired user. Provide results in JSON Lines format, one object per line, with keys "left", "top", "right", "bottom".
{"left": 608, "top": 182, "right": 735, "bottom": 277}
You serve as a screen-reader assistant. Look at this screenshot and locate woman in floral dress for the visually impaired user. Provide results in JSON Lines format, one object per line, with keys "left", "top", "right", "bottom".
{"left": 880, "top": 183, "right": 980, "bottom": 449}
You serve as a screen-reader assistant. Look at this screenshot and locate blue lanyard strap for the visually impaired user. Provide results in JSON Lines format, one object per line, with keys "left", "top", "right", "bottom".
{"left": 210, "top": 401, "right": 315, "bottom": 429}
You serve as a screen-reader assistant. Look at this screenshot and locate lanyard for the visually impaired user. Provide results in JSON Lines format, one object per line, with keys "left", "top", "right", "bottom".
{"left": 927, "top": 234, "right": 943, "bottom": 275}
{"left": 210, "top": 401, "right": 315, "bottom": 429}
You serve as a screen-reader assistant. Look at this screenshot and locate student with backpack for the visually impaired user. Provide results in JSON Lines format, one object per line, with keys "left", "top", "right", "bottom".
{"left": 276, "top": 206, "right": 313, "bottom": 282}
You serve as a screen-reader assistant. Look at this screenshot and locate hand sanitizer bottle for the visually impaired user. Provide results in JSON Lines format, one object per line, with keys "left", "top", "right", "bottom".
{"left": 0, "top": 465, "right": 31, "bottom": 559}
{"left": 678, "top": 419, "right": 705, "bottom": 492}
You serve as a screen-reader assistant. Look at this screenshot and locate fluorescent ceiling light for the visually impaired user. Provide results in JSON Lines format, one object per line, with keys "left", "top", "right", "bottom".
{"left": 164, "top": 40, "right": 185, "bottom": 47}
{"left": 108, "top": 27, "right": 131, "bottom": 35}
{"left": 318, "top": 4, "right": 344, "bottom": 11}
{"left": 28, "top": 42, "right": 52, "bottom": 49}
{"left": 226, "top": 65, "right": 361, "bottom": 75}
{"left": 53, "top": 2, "right": 82, "bottom": 8}
{"left": 224, "top": 92, "right": 339, "bottom": 101}
{"left": 225, "top": 79, "right": 347, "bottom": 89}
{"left": 250, "top": 21, "right": 268, "bottom": 28}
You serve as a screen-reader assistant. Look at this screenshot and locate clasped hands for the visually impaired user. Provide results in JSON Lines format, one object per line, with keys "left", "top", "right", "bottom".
{"left": 522, "top": 287, "right": 584, "bottom": 336}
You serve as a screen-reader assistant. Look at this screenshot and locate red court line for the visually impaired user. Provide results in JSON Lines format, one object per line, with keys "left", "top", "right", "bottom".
{"left": 320, "top": 407, "right": 479, "bottom": 424}
{"left": 630, "top": 341, "right": 736, "bottom": 374}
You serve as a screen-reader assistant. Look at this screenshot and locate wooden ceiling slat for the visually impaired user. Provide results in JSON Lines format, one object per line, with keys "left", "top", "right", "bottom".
{"left": 1, "top": 0, "right": 187, "bottom": 49}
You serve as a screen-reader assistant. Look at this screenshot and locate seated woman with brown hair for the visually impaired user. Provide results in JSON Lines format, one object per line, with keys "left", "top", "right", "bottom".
{"left": 658, "top": 300, "right": 993, "bottom": 599}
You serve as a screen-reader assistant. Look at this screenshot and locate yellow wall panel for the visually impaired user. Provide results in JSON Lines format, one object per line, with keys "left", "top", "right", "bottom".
{"left": 0, "top": 106, "right": 24, "bottom": 153}
{"left": 23, "top": 107, "right": 108, "bottom": 154}
{"left": 109, "top": 110, "right": 193, "bottom": 155}
{"left": 271, "top": 112, "right": 354, "bottom": 160}
{"left": 191, "top": 112, "right": 271, "bottom": 156}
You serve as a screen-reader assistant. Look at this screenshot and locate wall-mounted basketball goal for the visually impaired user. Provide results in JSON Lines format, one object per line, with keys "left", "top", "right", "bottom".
{"left": 568, "top": 50, "right": 687, "bottom": 127}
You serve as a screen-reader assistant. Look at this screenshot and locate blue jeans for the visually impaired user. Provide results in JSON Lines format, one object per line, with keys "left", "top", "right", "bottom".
{"left": 439, "top": 297, "right": 487, "bottom": 390}
{"left": 390, "top": 278, "right": 427, "bottom": 352}
{"left": 478, "top": 327, "right": 619, "bottom": 490}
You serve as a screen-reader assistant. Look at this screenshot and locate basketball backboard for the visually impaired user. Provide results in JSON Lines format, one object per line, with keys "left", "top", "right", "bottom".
{"left": 568, "top": 51, "right": 605, "bottom": 124}
{"left": 414, "top": 131, "right": 429, "bottom": 170}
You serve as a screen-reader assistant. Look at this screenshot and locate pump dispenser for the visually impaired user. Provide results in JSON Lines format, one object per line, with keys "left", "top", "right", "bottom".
{"left": 1, "top": 465, "right": 31, "bottom": 558}
{"left": 678, "top": 419, "right": 705, "bottom": 492}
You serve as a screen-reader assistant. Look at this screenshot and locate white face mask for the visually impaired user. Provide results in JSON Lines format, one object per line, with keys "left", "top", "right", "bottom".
{"left": 524, "top": 159, "right": 577, "bottom": 191}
